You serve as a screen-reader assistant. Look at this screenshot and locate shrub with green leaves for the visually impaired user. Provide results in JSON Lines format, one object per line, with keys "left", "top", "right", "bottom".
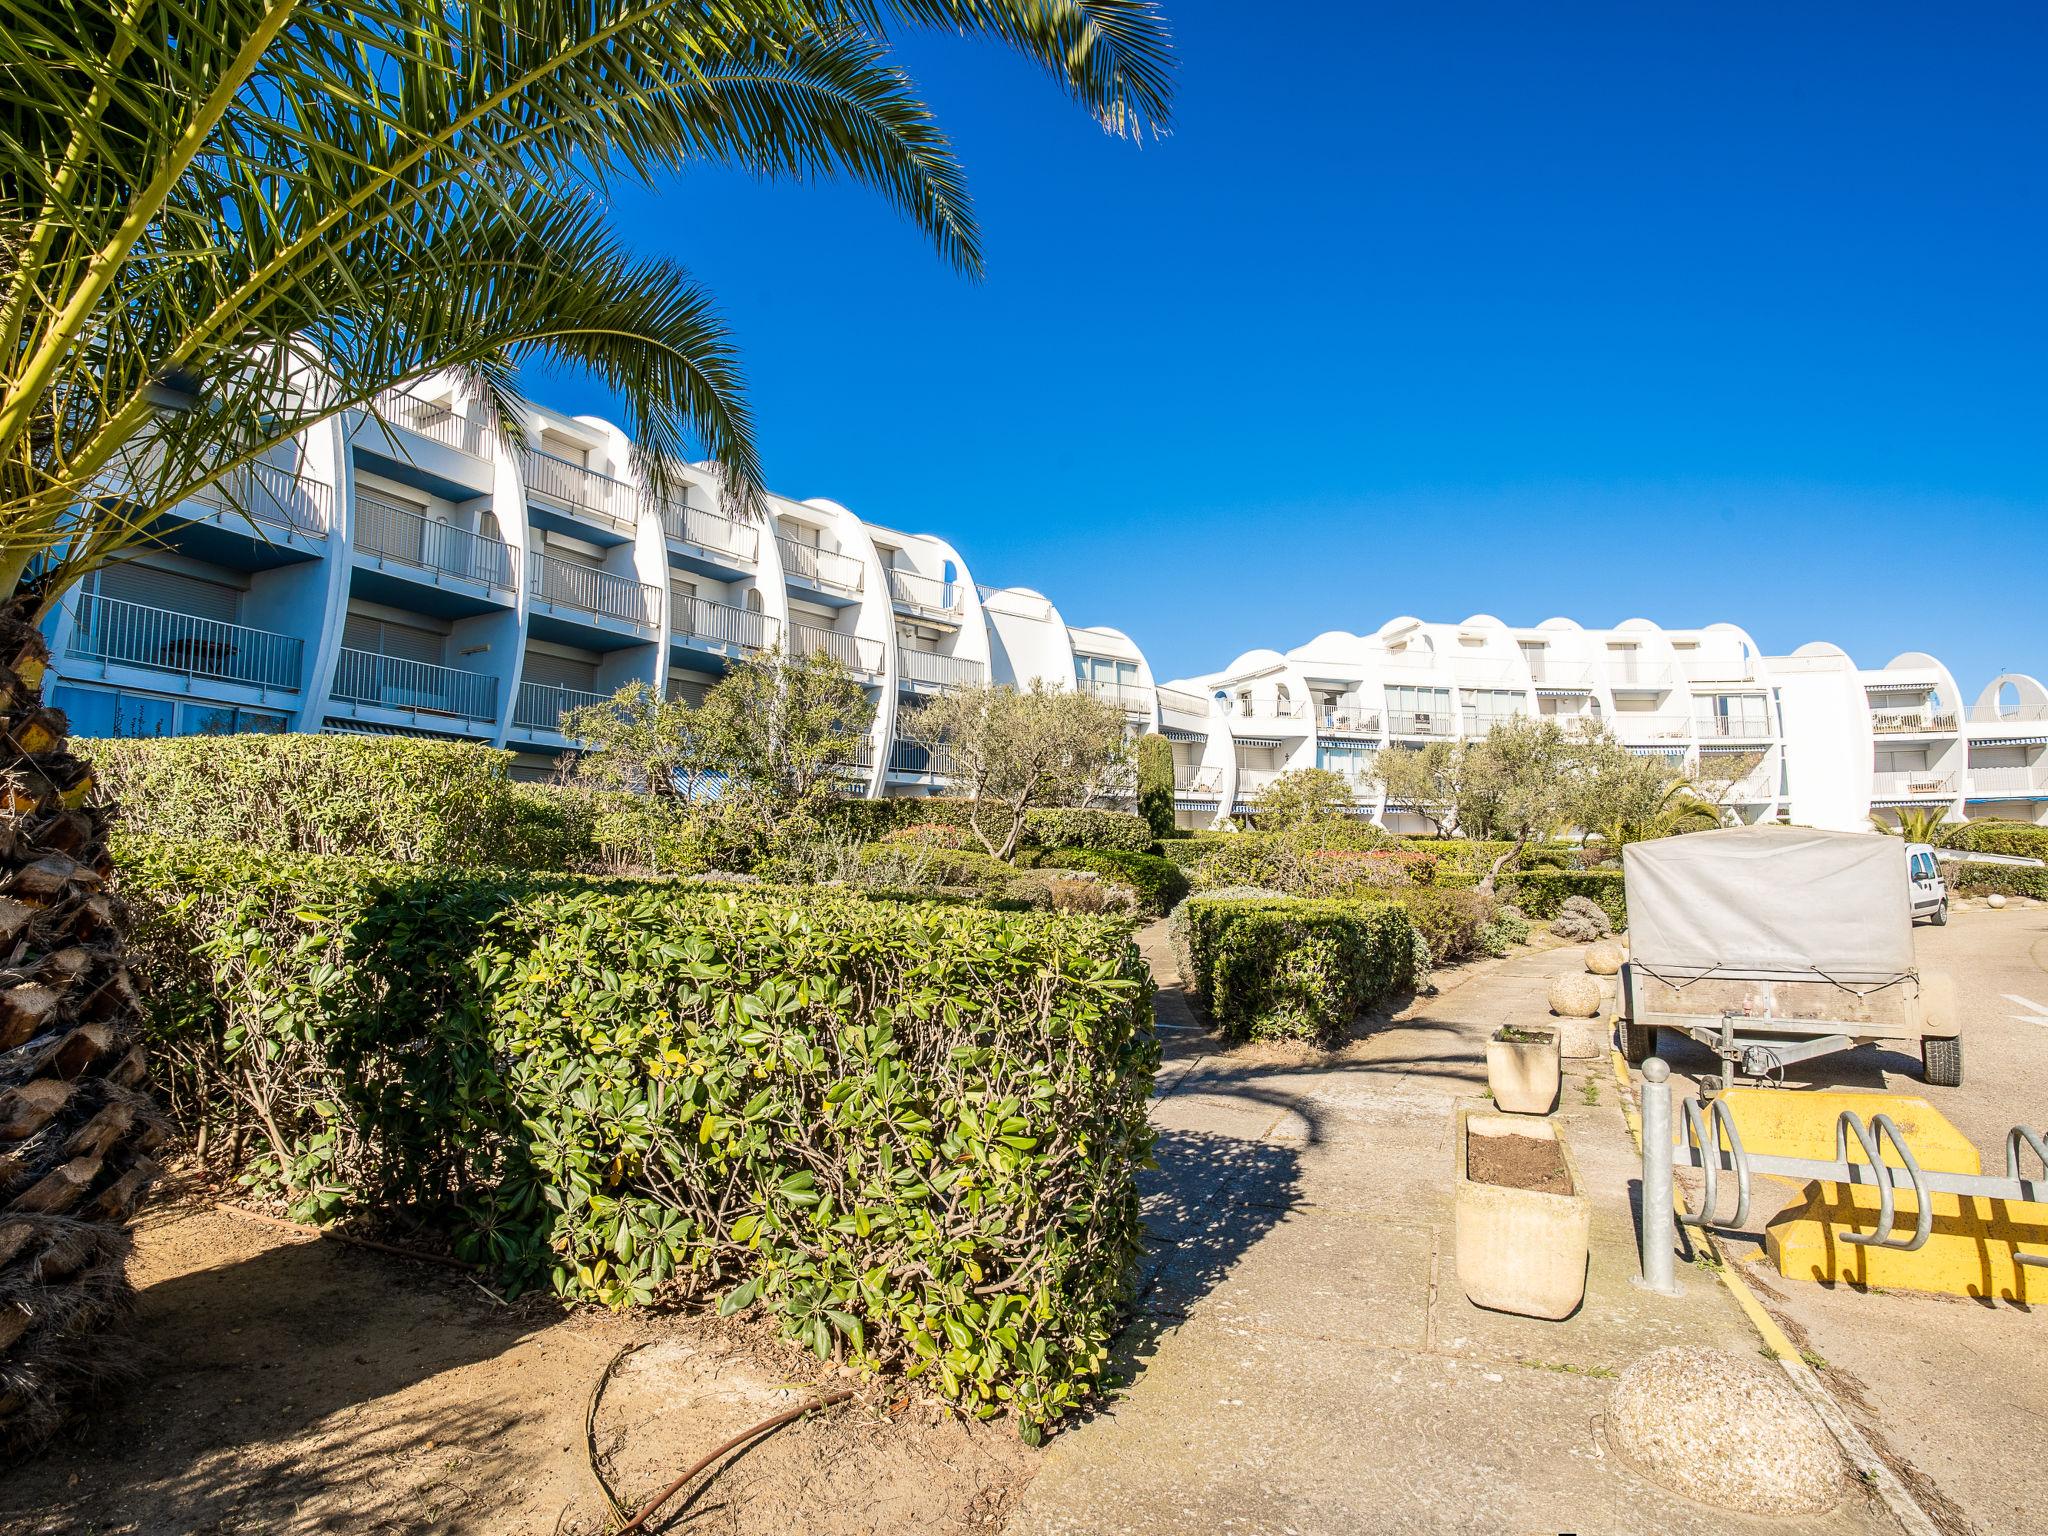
{"left": 1021, "top": 847, "right": 1189, "bottom": 915}
{"left": 1939, "top": 821, "right": 2048, "bottom": 862}
{"left": 1172, "top": 895, "right": 1418, "bottom": 1044}
{"left": 1499, "top": 869, "right": 1628, "bottom": 928}
{"left": 118, "top": 836, "right": 1157, "bottom": 1432}
{"left": 821, "top": 797, "right": 1153, "bottom": 856}
{"left": 1949, "top": 863, "right": 2048, "bottom": 900}
{"left": 1388, "top": 886, "right": 1499, "bottom": 963}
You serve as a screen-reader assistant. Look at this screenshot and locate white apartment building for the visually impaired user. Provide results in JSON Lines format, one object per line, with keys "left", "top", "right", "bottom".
{"left": 42, "top": 379, "right": 1157, "bottom": 793}
{"left": 1156, "top": 617, "right": 2048, "bottom": 833}
{"left": 42, "top": 379, "right": 2041, "bottom": 828}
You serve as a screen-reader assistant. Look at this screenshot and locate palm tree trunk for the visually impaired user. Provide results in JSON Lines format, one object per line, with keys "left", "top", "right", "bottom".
{"left": 0, "top": 589, "right": 164, "bottom": 1459}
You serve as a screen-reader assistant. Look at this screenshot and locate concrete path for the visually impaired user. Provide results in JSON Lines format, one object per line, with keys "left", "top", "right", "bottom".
{"left": 1006, "top": 928, "right": 1900, "bottom": 1536}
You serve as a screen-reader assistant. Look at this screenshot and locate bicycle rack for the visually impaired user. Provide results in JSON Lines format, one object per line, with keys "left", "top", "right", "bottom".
{"left": 1633, "top": 1058, "right": 2048, "bottom": 1296}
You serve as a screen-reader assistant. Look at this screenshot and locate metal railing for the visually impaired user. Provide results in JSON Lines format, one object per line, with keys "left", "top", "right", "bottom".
{"left": 522, "top": 450, "right": 638, "bottom": 533}
{"left": 1966, "top": 765, "right": 2043, "bottom": 795}
{"left": 1525, "top": 659, "right": 1592, "bottom": 688}
{"left": 1386, "top": 710, "right": 1454, "bottom": 736}
{"left": 1612, "top": 714, "right": 1693, "bottom": 742}
{"left": 777, "top": 536, "right": 863, "bottom": 594}
{"left": 1604, "top": 659, "right": 1674, "bottom": 689}
{"left": 659, "top": 501, "right": 758, "bottom": 563}
{"left": 898, "top": 649, "right": 984, "bottom": 690}
{"left": 355, "top": 498, "right": 514, "bottom": 588}
{"left": 1082, "top": 678, "right": 1157, "bottom": 712}
{"left": 1870, "top": 769, "right": 1956, "bottom": 798}
{"left": 1695, "top": 714, "right": 1775, "bottom": 739}
{"left": 670, "top": 591, "right": 777, "bottom": 651}
{"left": 1319, "top": 710, "right": 1382, "bottom": 734}
{"left": 885, "top": 566, "right": 961, "bottom": 618}
{"left": 791, "top": 620, "right": 882, "bottom": 674}
{"left": 372, "top": 389, "right": 491, "bottom": 458}
{"left": 67, "top": 594, "right": 303, "bottom": 691}
{"left": 889, "top": 740, "right": 952, "bottom": 777}
{"left": 513, "top": 680, "right": 612, "bottom": 734}
{"left": 331, "top": 648, "right": 498, "bottom": 721}
{"left": 1872, "top": 711, "right": 1959, "bottom": 734}
{"left": 188, "top": 461, "right": 333, "bottom": 537}
{"left": 1178, "top": 769, "right": 1224, "bottom": 798}
{"left": 1157, "top": 686, "right": 1211, "bottom": 717}
{"left": 528, "top": 551, "right": 659, "bottom": 628}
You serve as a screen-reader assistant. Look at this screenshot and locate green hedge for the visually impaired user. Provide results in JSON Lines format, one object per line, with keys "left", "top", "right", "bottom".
{"left": 1499, "top": 869, "right": 1628, "bottom": 928}
{"left": 823, "top": 797, "right": 1153, "bottom": 854}
{"left": 1171, "top": 896, "right": 1419, "bottom": 1044}
{"left": 1950, "top": 864, "right": 2048, "bottom": 899}
{"left": 1940, "top": 821, "right": 2048, "bottom": 862}
{"left": 119, "top": 836, "right": 1157, "bottom": 1431}
{"left": 1022, "top": 847, "right": 1190, "bottom": 915}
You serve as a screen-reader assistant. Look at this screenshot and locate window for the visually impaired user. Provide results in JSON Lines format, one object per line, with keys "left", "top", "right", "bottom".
{"left": 1386, "top": 685, "right": 1451, "bottom": 733}
{"left": 1461, "top": 689, "right": 1524, "bottom": 734}
{"left": 342, "top": 613, "right": 446, "bottom": 664}
{"left": 1698, "top": 693, "right": 1770, "bottom": 738}
{"left": 1317, "top": 742, "right": 1373, "bottom": 781}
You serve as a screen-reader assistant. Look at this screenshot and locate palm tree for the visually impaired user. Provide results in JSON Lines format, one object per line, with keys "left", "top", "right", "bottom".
{"left": 1875, "top": 806, "right": 1948, "bottom": 843}
{"left": 0, "top": 0, "right": 1173, "bottom": 1453}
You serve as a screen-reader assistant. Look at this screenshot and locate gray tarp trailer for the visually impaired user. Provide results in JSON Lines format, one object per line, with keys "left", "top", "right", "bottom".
{"left": 1618, "top": 826, "right": 1960, "bottom": 1091}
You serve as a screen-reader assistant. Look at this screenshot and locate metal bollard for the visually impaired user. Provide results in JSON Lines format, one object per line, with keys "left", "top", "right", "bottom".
{"left": 1632, "top": 1057, "right": 1683, "bottom": 1296}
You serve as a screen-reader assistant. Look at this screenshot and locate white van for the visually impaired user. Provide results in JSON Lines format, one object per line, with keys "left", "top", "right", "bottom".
{"left": 1905, "top": 843, "right": 1948, "bottom": 926}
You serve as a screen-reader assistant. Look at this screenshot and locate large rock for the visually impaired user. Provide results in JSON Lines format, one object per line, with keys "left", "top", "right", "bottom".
{"left": 1606, "top": 1347, "right": 1842, "bottom": 1515}
{"left": 1546, "top": 971, "right": 1603, "bottom": 1019}
{"left": 1987, "top": 893, "right": 2008, "bottom": 910}
{"left": 1585, "top": 940, "right": 1625, "bottom": 976}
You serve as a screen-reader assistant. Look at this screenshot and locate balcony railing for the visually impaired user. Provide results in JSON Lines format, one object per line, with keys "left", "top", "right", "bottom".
{"left": 522, "top": 450, "right": 639, "bottom": 534}
{"left": 777, "top": 536, "right": 863, "bottom": 594}
{"left": 1613, "top": 714, "right": 1693, "bottom": 742}
{"left": 356, "top": 498, "right": 514, "bottom": 588}
{"left": 1525, "top": 659, "right": 1593, "bottom": 689}
{"left": 885, "top": 566, "right": 962, "bottom": 619}
{"left": 528, "top": 551, "right": 659, "bottom": 628}
{"left": 1695, "top": 714, "right": 1775, "bottom": 740}
{"left": 331, "top": 648, "right": 497, "bottom": 721}
{"left": 513, "top": 681, "right": 612, "bottom": 735}
{"left": 1319, "top": 710, "right": 1382, "bottom": 734}
{"left": 1178, "top": 769, "right": 1224, "bottom": 799}
{"left": 1082, "top": 678, "right": 1156, "bottom": 712}
{"left": 670, "top": 591, "right": 777, "bottom": 652}
{"left": 67, "top": 594, "right": 303, "bottom": 691}
{"left": 1386, "top": 710, "right": 1454, "bottom": 736}
{"left": 372, "top": 389, "right": 491, "bottom": 458}
{"left": 1965, "top": 765, "right": 2041, "bottom": 795}
{"left": 791, "top": 620, "right": 882, "bottom": 675}
{"left": 1872, "top": 711, "right": 1959, "bottom": 735}
{"left": 889, "top": 740, "right": 952, "bottom": 777}
{"left": 188, "top": 461, "right": 333, "bottom": 538}
{"left": 899, "top": 649, "right": 985, "bottom": 690}
{"left": 1967, "top": 704, "right": 2048, "bottom": 726}
{"left": 659, "top": 501, "right": 758, "bottom": 564}
{"left": 1157, "top": 686, "right": 1211, "bottom": 718}
{"left": 1871, "top": 769, "right": 1956, "bottom": 799}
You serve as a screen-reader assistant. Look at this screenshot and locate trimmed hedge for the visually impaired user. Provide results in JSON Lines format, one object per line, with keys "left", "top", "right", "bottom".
{"left": 1950, "top": 864, "right": 2048, "bottom": 900}
{"left": 119, "top": 836, "right": 1157, "bottom": 1431}
{"left": 1940, "top": 821, "right": 2048, "bottom": 862}
{"left": 824, "top": 797, "right": 1154, "bottom": 855}
{"left": 1172, "top": 896, "right": 1419, "bottom": 1044}
{"left": 1021, "top": 847, "right": 1190, "bottom": 915}
{"left": 1499, "top": 869, "right": 1628, "bottom": 929}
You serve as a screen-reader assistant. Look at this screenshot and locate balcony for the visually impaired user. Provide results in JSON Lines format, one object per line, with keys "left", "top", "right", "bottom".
{"left": 330, "top": 649, "right": 497, "bottom": 723}
{"left": 1319, "top": 709, "right": 1381, "bottom": 735}
{"left": 522, "top": 450, "right": 639, "bottom": 536}
{"left": 1613, "top": 714, "right": 1693, "bottom": 743}
{"left": 1157, "top": 686, "right": 1211, "bottom": 718}
{"left": 1082, "top": 678, "right": 1157, "bottom": 713}
{"left": 1695, "top": 715, "right": 1775, "bottom": 741}
{"left": 1525, "top": 659, "right": 1593, "bottom": 690}
{"left": 372, "top": 389, "right": 493, "bottom": 459}
{"left": 889, "top": 740, "right": 952, "bottom": 779}
{"left": 670, "top": 591, "right": 777, "bottom": 654}
{"left": 885, "top": 567, "right": 962, "bottom": 621}
{"left": 791, "top": 620, "right": 883, "bottom": 676}
{"left": 777, "top": 536, "right": 863, "bottom": 596}
{"left": 899, "top": 649, "right": 985, "bottom": 691}
{"left": 659, "top": 501, "right": 758, "bottom": 565}
{"left": 66, "top": 594, "right": 303, "bottom": 693}
{"left": 512, "top": 681, "right": 613, "bottom": 738}
{"left": 528, "top": 551, "right": 659, "bottom": 630}
{"left": 356, "top": 499, "right": 514, "bottom": 590}
{"left": 1967, "top": 704, "right": 2048, "bottom": 726}
{"left": 1177, "top": 768, "right": 1224, "bottom": 801}
{"left": 1604, "top": 659, "right": 1674, "bottom": 692}
{"left": 1965, "top": 765, "right": 2044, "bottom": 797}
{"left": 1872, "top": 710, "right": 1958, "bottom": 735}
{"left": 1386, "top": 709, "right": 1454, "bottom": 737}
{"left": 187, "top": 461, "right": 333, "bottom": 540}
{"left": 1871, "top": 769, "right": 1956, "bottom": 800}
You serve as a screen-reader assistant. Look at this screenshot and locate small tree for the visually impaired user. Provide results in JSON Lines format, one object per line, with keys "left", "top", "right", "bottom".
{"left": 1251, "top": 766, "right": 1355, "bottom": 830}
{"left": 1875, "top": 806, "right": 1949, "bottom": 843}
{"left": 906, "top": 682, "right": 1132, "bottom": 859}
{"left": 560, "top": 680, "right": 714, "bottom": 798}
{"left": 1135, "top": 732, "right": 1177, "bottom": 838}
{"left": 1368, "top": 740, "right": 1465, "bottom": 837}
{"left": 694, "top": 647, "right": 875, "bottom": 809}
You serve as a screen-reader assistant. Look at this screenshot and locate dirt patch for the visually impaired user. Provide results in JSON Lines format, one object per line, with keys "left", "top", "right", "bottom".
{"left": 0, "top": 1186, "right": 1036, "bottom": 1535}
{"left": 1466, "top": 1132, "right": 1572, "bottom": 1195}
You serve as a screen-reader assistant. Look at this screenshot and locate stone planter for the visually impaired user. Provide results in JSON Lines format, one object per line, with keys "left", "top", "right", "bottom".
{"left": 1455, "top": 1106, "right": 1591, "bottom": 1320}
{"left": 1486, "top": 1027, "right": 1560, "bottom": 1114}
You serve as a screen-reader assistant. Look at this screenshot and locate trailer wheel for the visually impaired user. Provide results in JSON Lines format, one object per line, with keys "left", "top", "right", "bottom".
{"left": 1621, "top": 1022, "right": 1658, "bottom": 1065}
{"left": 1922, "top": 1034, "right": 1962, "bottom": 1088}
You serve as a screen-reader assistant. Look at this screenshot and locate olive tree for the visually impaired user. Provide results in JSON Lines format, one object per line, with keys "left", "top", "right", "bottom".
{"left": 560, "top": 680, "right": 714, "bottom": 798}
{"left": 694, "top": 647, "right": 875, "bottom": 808}
{"left": 1250, "top": 766, "right": 1356, "bottom": 830}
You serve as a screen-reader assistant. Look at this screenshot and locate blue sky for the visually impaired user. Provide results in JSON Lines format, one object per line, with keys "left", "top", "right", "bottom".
{"left": 528, "top": 1, "right": 2047, "bottom": 690}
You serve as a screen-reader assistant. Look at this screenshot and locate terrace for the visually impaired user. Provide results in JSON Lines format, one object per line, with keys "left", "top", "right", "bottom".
{"left": 64, "top": 594, "right": 303, "bottom": 697}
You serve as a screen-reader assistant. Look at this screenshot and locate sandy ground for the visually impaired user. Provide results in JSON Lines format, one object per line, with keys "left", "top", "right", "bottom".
{"left": 0, "top": 1187, "right": 1036, "bottom": 1535}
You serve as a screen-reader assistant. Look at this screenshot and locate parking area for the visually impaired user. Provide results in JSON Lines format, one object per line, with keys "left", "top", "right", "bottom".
{"left": 1643, "top": 903, "right": 2048, "bottom": 1536}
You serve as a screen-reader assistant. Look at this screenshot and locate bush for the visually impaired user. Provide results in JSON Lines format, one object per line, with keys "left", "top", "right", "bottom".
{"left": 1155, "top": 835, "right": 1225, "bottom": 870}
{"left": 119, "top": 836, "right": 1157, "bottom": 1431}
{"left": 1174, "top": 897, "right": 1419, "bottom": 1045}
{"left": 1950, "top": 864, "right": 2048, "bottom": 900}
{"left": 1500, "top": 869, "right": 1628, "bottom": 929}
{"left": 1476, "top": 905, "right": 1531, "bottom": 955}
{"left": 1389, "top": 886, "right": 1498, "bottom": 964}
{"left": 1940, "top": 821, "right": 2048, "bottom": 862}
{"left": 880, "top": 821, "right": 973, "bottom": 851}
{"left": 1300, "top": 847, "right": 1438, "bottom": 898}
{"left": 819, "top": 797, "right": 1152, "bottom": 855}
{"left": 1022, "top": 847, "right": 1190, "bottom": 915}
{"left": 1135, "top": 734, "right": 1176, "bottom": 839}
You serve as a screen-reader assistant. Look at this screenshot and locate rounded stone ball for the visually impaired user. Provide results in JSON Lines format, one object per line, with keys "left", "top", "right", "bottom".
{"left": 1606, "top": 1347, "right": 1842, "bottom": 1516}
{"left": 1987, "top": 893, "right": 2008, "bottom": 910}
{"left": 1585, "top": 940, "right": 1626, "bottom": 976}
{"left": 1547, "top": 971, "right": 1604, "bottom": 1019}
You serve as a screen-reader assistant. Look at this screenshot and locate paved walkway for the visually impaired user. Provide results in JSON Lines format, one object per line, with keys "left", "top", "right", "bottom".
{"left": 1006, "top": 927, "right": 1900, "bottom": 1536}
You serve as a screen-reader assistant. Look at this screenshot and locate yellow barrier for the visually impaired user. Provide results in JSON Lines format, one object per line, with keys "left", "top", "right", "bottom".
{"left": 1767, "top": 1186, "right": 2046, "bottom": 1301}
{"left": 1717, "top": 1089, "right": 1981, "bottom": 1176}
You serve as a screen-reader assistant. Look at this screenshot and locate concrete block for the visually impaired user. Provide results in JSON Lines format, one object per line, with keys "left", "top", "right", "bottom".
{"left": 1766, "top": 1185, "right": 2047, "bottom": 1301}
